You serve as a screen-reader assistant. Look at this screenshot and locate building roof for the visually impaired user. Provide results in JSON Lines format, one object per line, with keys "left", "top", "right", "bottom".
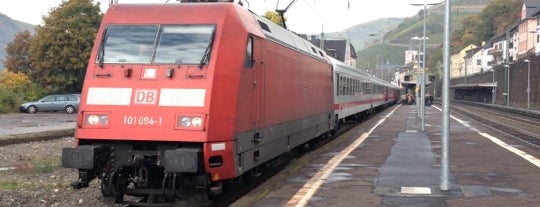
{"left": 524, "top": 1, "right": 540, "bottom": 19}
{"left": 309, "top": 39, "right": 357, "bottom": 62}
{"left": 450, "top": 83, "right": 497, "bottom": 89}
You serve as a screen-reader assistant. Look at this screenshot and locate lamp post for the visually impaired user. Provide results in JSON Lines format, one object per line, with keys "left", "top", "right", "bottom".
{"left": 411, "top": 0, "right": 440, "bottom": 131}
{"left": 412, "top": 36, "right": 426, "bottom": 119}
{"left": 505, "top": 64, "right": 510, "bottom": 106}
{"left": 524, "top": 59, "right": 531, "bottom": 109}
{"left": 491, "top": 69, "right": 496, "bottom": 104}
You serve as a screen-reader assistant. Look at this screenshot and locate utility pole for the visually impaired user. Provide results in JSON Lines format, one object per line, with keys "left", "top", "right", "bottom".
{"left": 441, "top": 0, "right": 451, "bottom": 191}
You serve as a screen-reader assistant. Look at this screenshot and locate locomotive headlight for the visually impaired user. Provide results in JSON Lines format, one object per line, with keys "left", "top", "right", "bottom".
{"left": 88, "top": 115, "right": 100, "bottom": 125}
{"left": 191, "top": 117, "right": 202, "bottom": 127}
{"left": 180, "top": 117, "right": 191, "bottom": 127}
{"left": 176, "top": 114, "right": 205, "bottom": 130}
{"left": 83, "top": 112, "right": 110, "bottom": 128}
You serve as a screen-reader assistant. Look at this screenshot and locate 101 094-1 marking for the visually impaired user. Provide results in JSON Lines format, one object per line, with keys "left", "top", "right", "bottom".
{"left": 123, "top": 116, "right": 163, "bottom": 126}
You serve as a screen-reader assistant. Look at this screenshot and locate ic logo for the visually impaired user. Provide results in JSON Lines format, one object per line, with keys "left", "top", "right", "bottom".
{"left": 134, "top": 89, "right": 157, "bottom": 104}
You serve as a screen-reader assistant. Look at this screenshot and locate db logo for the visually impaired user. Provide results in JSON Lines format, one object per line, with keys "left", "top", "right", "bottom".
{"left": 134, "top": 89, "right": 157, "bottom": 104}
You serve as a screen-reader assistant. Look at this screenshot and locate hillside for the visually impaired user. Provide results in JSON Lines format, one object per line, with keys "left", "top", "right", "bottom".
{"left": 323, "top": 18, "right": 403, "bottom": 50}
{"left": 358, "top": 0, "right": 497, "bottom": 69}
{"left": 0, "top": 13, "right": 35, "bottom": 70}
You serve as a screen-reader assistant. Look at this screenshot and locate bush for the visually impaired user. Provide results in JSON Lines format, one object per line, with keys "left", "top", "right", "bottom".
{"left": 0, "top": 70, "right": 49, "bottom": 113}
{"left": 0, "top": 86, "right": 20, "bottom": 113}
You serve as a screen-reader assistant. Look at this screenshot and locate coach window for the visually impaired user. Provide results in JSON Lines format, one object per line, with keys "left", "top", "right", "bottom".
{"left": 244, "top": 36, "right": 254, "bottom": 68}
{"left": 339, "top": 76, "right": 345, "bottom": 96}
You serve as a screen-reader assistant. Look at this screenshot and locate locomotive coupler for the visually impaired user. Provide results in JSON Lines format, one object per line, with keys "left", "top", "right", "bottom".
{"left": 70, "top": 170, "right": 92, "bottom": 189}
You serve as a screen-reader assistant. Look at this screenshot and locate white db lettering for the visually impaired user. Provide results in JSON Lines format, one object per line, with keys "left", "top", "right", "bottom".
{"left": 134, "top": 90, "right": 157, "bottom": 104}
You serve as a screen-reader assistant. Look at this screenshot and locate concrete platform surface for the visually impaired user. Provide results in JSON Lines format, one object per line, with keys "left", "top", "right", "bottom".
{"left": 233, "top": 104, "right": 540, "bottom": 207}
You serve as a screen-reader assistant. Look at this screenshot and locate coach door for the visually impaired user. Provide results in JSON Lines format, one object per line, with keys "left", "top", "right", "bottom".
{"left": 240, "top": 36, "right": 264, "bottom": 141}
{"left": 251, "top": 36, "right": 264, "bottom": 140}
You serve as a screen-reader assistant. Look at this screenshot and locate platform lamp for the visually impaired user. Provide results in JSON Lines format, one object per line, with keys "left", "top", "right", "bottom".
{"left": 491, "top": 68, "right": 496, "bottom": 104}
{"left": 411, "top": 0, "right": 441, "bottom": 131}
{"left": 524, "top": 59, "right": 531, "bottom": 109}
{"left": 504, "top": 64, "right": 510, "bottom": 106}
{"left": 412, "top": 36, "right": 425, "bottom": 118}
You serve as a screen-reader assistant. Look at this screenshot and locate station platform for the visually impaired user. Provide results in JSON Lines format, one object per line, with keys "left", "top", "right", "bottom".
{"left": 233, "top": 104, "right": 540, "bottom": 207}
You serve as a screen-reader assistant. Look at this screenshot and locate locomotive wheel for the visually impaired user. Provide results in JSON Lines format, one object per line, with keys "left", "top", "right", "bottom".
{"left": 101, "top": 172, "right": 125, "bottom": 204}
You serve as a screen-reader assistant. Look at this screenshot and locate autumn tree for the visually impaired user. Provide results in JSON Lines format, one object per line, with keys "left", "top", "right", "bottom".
{"left": 3, "top": 30, "right": 33, "bottom": 77}
{"left": 30, "top": 0, "right": 102, "bottom": 93}
{"left": 450, "top": 0, "right": 521, "bottom": 51}
{"left": 476, "top": 0, "right": 521, "bottom": 39}
{"left": 264, "top": 11, "right": 285, "bottom": 26}
{"left": 0, "top": 70, "right": 46, "bottom": 112}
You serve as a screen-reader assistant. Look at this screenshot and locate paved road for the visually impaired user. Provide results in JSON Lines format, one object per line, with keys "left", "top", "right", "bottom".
{"left": 0, "top": 112, "right": 76, "bottom": 145}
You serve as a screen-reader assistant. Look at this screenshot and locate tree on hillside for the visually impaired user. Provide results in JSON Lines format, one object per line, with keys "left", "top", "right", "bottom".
{"left": 30, "top": 0, "right": 102, "bottom": 93}
{"left": 3, "top": 30, "right": 33, "bottom": 77}
{"left": 477, "top": 0, "right": 521, "bottom": 38}
{"left": 450, "top": 0, "right": 521, "bottom": 52}
{"left": 451, "top": 15, "right": 481, "bottom": 50}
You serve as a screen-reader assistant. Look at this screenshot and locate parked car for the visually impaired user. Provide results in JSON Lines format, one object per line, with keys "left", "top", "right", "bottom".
{"left": 20, "top": 94, "right": 80, "bottom": 114}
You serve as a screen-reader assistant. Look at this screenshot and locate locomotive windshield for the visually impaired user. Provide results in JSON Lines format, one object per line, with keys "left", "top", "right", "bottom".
{"left": 98, "top": 25, "right": 216, "bottom": 65}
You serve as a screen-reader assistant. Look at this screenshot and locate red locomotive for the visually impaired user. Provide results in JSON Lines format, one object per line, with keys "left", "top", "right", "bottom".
{"left": 62, "top": 1, "right": 399, "bottom": 205}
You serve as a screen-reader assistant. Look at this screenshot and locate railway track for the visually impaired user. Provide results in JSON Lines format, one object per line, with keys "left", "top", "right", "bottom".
{"left": 448, "top": 101, "right": 540, "bottom": 148}
{"left": 207, "top": 116, "right": 363, "bottom": 207}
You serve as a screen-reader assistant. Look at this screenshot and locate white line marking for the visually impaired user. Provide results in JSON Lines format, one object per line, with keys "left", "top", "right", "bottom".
{"left": 401, "top": 187, "right": 432, "bottom": 195}
{"left": 406, "top": 130, "right": 418, "bottom": 133}
{"left": 286, "top": 105, "right": 401, "bottom": 207}
{"left": 433, "top": 105, "right": 540, "bottom": 168}
{"left": 0, "top": 167, "right": 16, "bottom": 171}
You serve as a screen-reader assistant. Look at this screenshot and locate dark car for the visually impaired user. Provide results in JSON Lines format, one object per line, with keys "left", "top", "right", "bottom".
{"left": 20, "top": 94, "right": 81, "bottom": 114}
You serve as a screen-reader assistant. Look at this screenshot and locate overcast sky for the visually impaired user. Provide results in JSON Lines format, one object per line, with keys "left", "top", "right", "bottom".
{"left": 0, "top": 0, "right": 441, "bottom": 34}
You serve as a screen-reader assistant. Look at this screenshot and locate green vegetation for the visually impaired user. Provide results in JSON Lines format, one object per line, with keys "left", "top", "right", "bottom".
{"left": 11, "top": 155, "right": 62, "bottom": 174}
{"left": 356, "top": 0, "right": 521, "bottom": 79}
{"left": 0, "top": 181, "right": 23, "bottom": 190}
{"left": 0, "top": 70, "right": 47, "bottom": 113}
{"left": 0, "top": 0, "right": 102, "bottom": 113}
{"left": 356, "top": 44, "right": 408, "bottom": 70}
{"left": 33, "top": 158, "right": 61, "bottom": 174}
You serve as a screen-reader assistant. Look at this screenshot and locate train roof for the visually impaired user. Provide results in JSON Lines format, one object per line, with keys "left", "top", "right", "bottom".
{"left": 328, "top": 57, "right": 370, "bottom": 77}
{"left": 103, "top": 3, "right": 328, "bottom": 62}
{"left": 249, "top": 12, "right": 328, "bottom": 61}
{"left": 328, "top": 57, "right": 400, "bottom": 89}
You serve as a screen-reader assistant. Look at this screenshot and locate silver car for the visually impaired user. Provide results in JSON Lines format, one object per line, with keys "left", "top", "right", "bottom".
{"left": 20, "top": 94, "right": 80, "bottom": 114}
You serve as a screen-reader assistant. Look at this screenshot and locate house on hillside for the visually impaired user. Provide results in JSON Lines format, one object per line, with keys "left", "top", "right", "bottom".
{"left": 480, "top": 41, "right": 495, "bottom": 72}
{"left": 450, "top": 44, "right": 477, "bottom": 78}
{"left": 530, "top": 4, "right": 540, "bottom": 55}
{"left": 404, "top": 38, "right": 420, "bottom": 67}
{"left": 517, "top": 0, "right": 540, "bottom": 58}
{"left": 486, "top": 33, "right": 506, "bottom": 67}
{"left": 464, "top": 46, "right": 484, "bottom": 77}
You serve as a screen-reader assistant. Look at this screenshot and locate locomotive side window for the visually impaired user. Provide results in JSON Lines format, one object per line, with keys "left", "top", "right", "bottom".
{"left": 244, "top": 36, "right": 253, "bottom": 68}
{"left": 99, "top": 24, "right": 216, "bottom": 65}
